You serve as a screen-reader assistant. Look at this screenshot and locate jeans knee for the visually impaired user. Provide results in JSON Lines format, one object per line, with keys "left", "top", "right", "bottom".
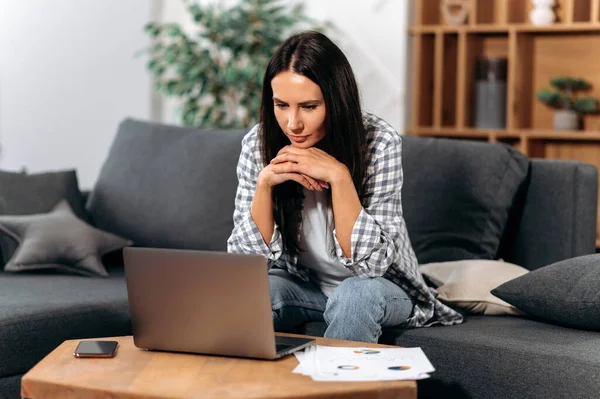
{"left": 268, "top": 276, "right": 286, "bottom": 304}
{"left": 331, "top": 277, "right": 386, "bottom": 307}
{"left": 325, "top": 278, "right": 386, "bottom": 323}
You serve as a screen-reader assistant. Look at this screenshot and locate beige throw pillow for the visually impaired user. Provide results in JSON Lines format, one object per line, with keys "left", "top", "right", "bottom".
{"left": 420, "top": 260, "right": 529, "bottom": 316}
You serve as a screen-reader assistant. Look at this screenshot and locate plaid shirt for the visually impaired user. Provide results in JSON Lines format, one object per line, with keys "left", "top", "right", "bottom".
{"left": 227, "top": 112, "right": 463, "bottom": 328}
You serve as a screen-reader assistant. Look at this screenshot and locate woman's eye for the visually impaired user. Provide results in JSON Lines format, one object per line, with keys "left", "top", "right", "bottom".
{"left": 303, "top": 105, "right": 317, "bottom": 110}
{"left": 275, "top": 103, "right": 288, "bottom": 109}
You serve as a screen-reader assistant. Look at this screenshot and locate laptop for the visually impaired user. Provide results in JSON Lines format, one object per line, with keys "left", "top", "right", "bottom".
{"left": 123, "top": 247, "right": 315, "bottom": 359}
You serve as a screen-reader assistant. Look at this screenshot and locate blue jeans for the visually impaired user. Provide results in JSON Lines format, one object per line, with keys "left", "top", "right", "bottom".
{"left": 269, "top": 268, "right": 415, "bottom": 343}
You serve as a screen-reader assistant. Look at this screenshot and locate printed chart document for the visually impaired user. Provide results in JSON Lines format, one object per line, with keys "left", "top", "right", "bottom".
{"left": 293, "top": 346, "right": 434, "bottom": 382}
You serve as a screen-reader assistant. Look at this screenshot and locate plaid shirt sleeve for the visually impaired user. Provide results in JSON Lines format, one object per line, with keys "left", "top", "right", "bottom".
{"left": 332, "top": 120, "right": 411, "bottom": 278}
{"left": 226, "top": 126, "right": 283, "bottom": 262}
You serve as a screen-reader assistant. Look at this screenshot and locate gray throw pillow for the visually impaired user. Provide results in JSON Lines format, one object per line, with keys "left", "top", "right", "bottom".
{"left": 491, "top": 254, "right": 600, "bottom": 330}
{"left": 401, "top": 136, "right": 530, "bottom": 264}
{"left": 0, "top": 200, "right": 132, "bottom": 277}
{"left": 0, "top": 169, "right": 90, "bottom": 265}
{"left": 86, "top": 118, "right": 247, "bottom": 251}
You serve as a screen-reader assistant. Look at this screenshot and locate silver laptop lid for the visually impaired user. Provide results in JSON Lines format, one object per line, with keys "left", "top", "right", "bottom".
{"left": 123, "top": 247, "right": 278, "bottom": 359}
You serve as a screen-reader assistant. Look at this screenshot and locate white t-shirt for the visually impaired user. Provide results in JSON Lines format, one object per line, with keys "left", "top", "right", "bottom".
{"left": 297, "top": 188, "right": 353, "bottom": 297}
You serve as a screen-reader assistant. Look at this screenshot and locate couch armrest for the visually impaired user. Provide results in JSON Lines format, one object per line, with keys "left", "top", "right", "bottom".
{"left": 81, "top": 190, "right": 91, "bottom": 206}
{"left": 503, "top": 159, "right": 598, "bottom": 270}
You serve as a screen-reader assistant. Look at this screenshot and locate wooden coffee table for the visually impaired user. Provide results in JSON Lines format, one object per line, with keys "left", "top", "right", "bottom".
{"left": 21, "top": 333, "right": 417, "bottom": 399}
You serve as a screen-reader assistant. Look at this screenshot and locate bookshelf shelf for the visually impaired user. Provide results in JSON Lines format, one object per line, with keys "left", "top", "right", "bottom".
{"left": 407, "top": 127, "right": 600, "bottom": 141}
{"left": 410, "top": 22, "right": 600, "bottom": 33}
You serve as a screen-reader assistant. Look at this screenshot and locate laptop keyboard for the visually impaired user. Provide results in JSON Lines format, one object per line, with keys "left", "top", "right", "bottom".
{"left": 276, "top": 344, "right": 294, "bottom": 353}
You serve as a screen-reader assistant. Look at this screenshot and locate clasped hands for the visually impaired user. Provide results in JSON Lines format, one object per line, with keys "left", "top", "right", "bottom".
{"left": 257, "top": 145, "right": 347, "bottom": 191}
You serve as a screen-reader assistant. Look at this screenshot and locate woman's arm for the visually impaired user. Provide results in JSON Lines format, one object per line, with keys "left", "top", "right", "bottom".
{"left": 329, "top": 132, "right": 414, "bottom": 278}
{"left": 329, "top": 168, "right": 362, "bottom": 258}
{"left": 226, "top": 127, "right": 283, "bottom": 260}
{"left": 250, "top": 182, "right": 274, "bottom": 245}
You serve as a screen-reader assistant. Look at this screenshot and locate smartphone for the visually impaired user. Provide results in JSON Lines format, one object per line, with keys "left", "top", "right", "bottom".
{"left": 73, "top": 340, "right": 118, "bottom": 358}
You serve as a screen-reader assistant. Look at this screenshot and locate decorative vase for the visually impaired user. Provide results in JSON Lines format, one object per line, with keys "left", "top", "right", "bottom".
{"left": 529, "top": 0, "right": 556, "bottom": 25}
{"left": 474, "top": 57, "right": 508, "bottom": 129}
{"left": 440, "top": 0, "right": 470, "bottom": 25}
{"left": 553, "top": 109, "right": 579, "bottom": 130}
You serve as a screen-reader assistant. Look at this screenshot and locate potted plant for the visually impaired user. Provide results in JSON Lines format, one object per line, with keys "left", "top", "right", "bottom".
{"left": 536, "top": 76, "right": 598, "bottom": 130}
{"left": 142, "top": 0, "right": 330, "bottom": 128}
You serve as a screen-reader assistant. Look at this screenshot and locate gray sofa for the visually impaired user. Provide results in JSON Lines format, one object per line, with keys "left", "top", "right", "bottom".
{"left": 2, "top": 118, "right": 598, "bottom": 399}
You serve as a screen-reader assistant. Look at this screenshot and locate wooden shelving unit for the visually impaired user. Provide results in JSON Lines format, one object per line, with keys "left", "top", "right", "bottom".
{"left": 408, "top": 0, "right": 600, "bottom": 247}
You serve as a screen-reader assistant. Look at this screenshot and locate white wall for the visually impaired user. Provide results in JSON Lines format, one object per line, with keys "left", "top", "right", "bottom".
{"left": 0, "top": 0, "right": 152, "bottom": 189}
{"left": 157, "top": 0, "right": 410, "bottom": 132}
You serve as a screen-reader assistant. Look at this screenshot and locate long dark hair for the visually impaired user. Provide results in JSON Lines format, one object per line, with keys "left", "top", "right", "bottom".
{"left": 259, "top": 31, "right": 367, "bottom": 256}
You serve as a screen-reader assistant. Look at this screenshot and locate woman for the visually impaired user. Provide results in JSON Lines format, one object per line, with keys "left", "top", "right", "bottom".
{"left": 227, "top": 31, "right": 462, "bottom": 343}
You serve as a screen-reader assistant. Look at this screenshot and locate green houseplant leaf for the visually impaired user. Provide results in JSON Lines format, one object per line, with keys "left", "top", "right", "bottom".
{"left": 573, "top": 98, "right": 598, "bottom": 114}
{"left": 143, "top": 0, "right": 330, "bottom": 128}
{"left": 536, "top": 76, "right": 598, "bottom": 114}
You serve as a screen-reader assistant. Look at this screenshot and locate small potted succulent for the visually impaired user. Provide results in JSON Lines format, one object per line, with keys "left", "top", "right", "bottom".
{"left": 536, "top": 76, "right": 598, "bottom": 130}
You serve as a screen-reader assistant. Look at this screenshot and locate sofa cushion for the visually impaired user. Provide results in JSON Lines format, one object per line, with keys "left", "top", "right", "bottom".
{"left": 0, "top": 269, "right": 131, "bottom": 378}
{"left": 419, "top": 260, "right": 528, "bottom": 315}
{"left": 86, "top": 119, "right": 247, "bottom": 251}
{"left": 401, "top": 137, "right": 530, "bottom": 264}
{"left": 497, "top": 159, "right": 598, "bottom": 271}
{"left": 390, "top": 316, "right": 600, "bottom": 399}
{"left": 0, "top": 200, "right": 131, "bottom": 277}
{"left": 492, "top": 253, "right": 600, "bottom": 330}
{"left": 0, "top": 375, "right": 21, "bottom": 399}
{"left": 0, "top": 169, "right": 89, "bottom": 266}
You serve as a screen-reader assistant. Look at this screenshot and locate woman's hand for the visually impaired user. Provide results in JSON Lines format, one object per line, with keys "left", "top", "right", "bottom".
{"left": 257, "top": 163, "right": 328, "bottom": 191}
{"left": 269, "top": 146, "right": 349, "bottom": 184}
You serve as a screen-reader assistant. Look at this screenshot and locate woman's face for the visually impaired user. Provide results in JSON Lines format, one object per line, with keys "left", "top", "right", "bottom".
{"left": 271, "top": 70, "right": 326, "bottom": 148}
